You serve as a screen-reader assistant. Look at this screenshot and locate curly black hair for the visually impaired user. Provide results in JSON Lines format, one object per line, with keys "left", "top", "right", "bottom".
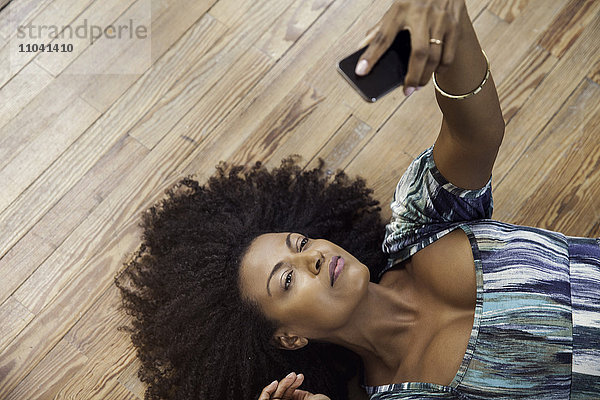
{"left": 115, "top": 156, "right": 389, "bottom": 400}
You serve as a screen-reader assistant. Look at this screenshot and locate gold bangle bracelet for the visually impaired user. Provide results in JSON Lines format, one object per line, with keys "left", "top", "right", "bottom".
{"left": 432, "top": 49, "right": 490, "bottom": 100}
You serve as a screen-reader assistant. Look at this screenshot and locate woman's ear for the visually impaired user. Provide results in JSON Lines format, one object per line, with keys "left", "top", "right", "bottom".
{"left": 272, "top": 332, "right": 308, "bottom": 350}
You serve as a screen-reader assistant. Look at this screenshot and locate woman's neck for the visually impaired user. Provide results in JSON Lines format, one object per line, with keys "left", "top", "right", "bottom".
{"left": 327, "top": 266, "right": 423, "bottom": 373}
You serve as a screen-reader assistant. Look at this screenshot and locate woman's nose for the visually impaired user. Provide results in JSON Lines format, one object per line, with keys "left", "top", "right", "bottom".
{"left": 301, "top": 250, "right": 323, "bottom": 275}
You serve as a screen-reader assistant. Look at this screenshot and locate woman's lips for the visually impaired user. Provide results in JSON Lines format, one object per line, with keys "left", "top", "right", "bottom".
{"left": 329, "top": 256, "right": 345, "bottom": 286}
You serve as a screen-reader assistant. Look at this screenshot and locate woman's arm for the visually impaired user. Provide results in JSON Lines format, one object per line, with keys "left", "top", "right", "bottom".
{"left": 432, "top": 4, "right": 504, "bottom": 189}
{"left": 356, "top": 0, "right": 504, "bottom": 189}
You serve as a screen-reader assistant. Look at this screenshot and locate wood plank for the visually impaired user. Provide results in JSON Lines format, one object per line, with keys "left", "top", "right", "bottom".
{"left": 0, "top": 72, "right": 87, "bottom": 169}
{"left": 118, "top": 359, "right": 145, "bottom": 400}
{"left": 64, "top": 285, "right": 136, "bottom": 362}
{"left": 346, "top": 90, "right": 440, "bottom": 218}
{"left": 52, "top": 349, "right": 139, "bottom": 400}
{"left": 207, "top": 0, "right": 256, "bottom": 27}
{"left": 226, "top": 80, "right": 341, "bottom": 167}
{"left": 180, "top": 0, "right": 389, "bottom": 177}
{"left": 0, "top": 60, "right": 53, "bottom": 127}
{"left": 304, "top": 115, "right": 373, "bottom": 173}
{"left": 128, "top": 0, "right": 294, "bottom": 149}
{"left": 466, "top": 0, "right": 491, "bottom": 18}
{"left": 488, "top": 0, "right": 530, "bottom": 22}
{"left": 588, "top": 57, "right": 600, "bottom": 85}
{"left": 496, "top": 45, "right": 557, "bottom": 124}
{"left": 2, "top": 0, "right": 96, "bottom": 88}
{"left": 0, "top": 217, "right": 143, "bottom": 396}
{"left": 254, "top": 0, "right": 335, "bottom": 61}
{"left": 0, "top": 1, "right": 12, "bottom": 20}
{"left": 0, "top": 231, "right": 55, "bottom": 307}
{"left": 537, "top": 0, "right": 600, "bottom": 58}
{"left": 79, "top": 0, "right": 216, "bottom": 112}
{"left": 0, "top": 96, "right": 100, "bottom": 213}
{"left": 587, "top": 220, "right": 600, "bottom": 238}
{"left": 0, "top": 0, "right": 200, "bottom": 170}
{"left": 10, "top": 50, "right": 272, "bottom": 315}
{"left": 0, "top": 296, "right": 34, "bottom": 353}
{"left": 470, "top": 0, "right": 568, "bottom": 85}
{"left": 34, "top": 0, "right": 138, "bottom": 77}
{"left": 0, "top": 0, "right": 53, "bottom": 39}
{"left": 494, "top": 11, "right": 600, "bottom": 183}
{"left": 0, "top": 34, "right": 8, "bottom": 85}
{"left": 0, "top": 135, "right": 147, "bottom": 307}
{"left": 4, "top": 340, "right": 88, "bottom": 400}
{"left": 0, "top": 11, "right": 223, "bottom": 260}
{"left": 59, "top": 285, "right": 143, "bottom": 397}
{"left": 493, "top": 78, "right": 600, "bottom": 236}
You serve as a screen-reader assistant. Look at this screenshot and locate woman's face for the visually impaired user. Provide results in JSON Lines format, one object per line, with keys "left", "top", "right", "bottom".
{"left": 239, "top": 232, "right": 370, "bottom": 343}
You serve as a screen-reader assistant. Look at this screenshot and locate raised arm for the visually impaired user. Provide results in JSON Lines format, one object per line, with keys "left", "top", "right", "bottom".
{"left": 355, "top": 0, "right": 504, "bottom": 189}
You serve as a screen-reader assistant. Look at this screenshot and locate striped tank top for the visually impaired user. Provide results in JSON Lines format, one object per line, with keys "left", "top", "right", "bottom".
{"left": 365, "top": 146, "right": 600, "bottom": 399}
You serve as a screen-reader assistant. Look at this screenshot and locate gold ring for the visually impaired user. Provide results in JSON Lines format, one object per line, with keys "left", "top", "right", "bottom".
{"left": 429, "top": 38, "right": 443, "bottom": 45}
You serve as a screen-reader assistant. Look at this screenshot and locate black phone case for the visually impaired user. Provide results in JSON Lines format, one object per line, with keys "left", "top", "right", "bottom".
{"left": 337, "top": 30, "right": 411, "bottom": 102}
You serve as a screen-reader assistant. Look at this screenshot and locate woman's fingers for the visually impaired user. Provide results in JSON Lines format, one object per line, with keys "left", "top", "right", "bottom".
{"left": 280, "top": 373, "right": 304, "bottom": 398}
{"left": 353, "top": 0, "right": 466, "bottom": 95}
{"left": 419, "top": 14, "right": 448, "bottom": 86}
{"left": 258, "top": 380, "right": 279, "bottom": 400}
{"left": 357, "top": 23, "right": 382, "bottom": 49}
{"left": 440, "top": 2, "right": 462, "bottom": 67}
{"left": 403, "top": 21, "right": 430, "bottom": 94}
{"left": 355, "top": 20, "right": 397, "bottom": 76}
{"left": 258, "top": 374, "right": 330, "bottom": 400}
{"left": 269, "top": 372, "right": 304, "bottom": 399}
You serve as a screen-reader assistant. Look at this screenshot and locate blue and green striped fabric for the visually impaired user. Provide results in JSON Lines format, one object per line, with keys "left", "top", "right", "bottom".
{"left": 366, "top": 146, "right": 600, "bottom": 399}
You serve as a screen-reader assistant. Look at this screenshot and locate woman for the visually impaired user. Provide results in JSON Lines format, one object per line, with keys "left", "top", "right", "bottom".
{"left": 116, "top": 0, "right": 600, "bottom": 399}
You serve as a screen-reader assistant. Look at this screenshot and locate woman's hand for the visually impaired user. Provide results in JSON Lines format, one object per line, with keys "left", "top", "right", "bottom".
{"left": 258, "top": 372, "right": 331, "bottom": 400}
{"left": 355, "top": 0, "right": 466, "bottom": 96}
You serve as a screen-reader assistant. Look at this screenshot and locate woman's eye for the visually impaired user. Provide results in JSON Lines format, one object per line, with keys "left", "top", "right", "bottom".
{"left": 299, "top": 237, "right": 309, "bottom": 251}
{"left": 284, "top": 271, "right": 293, "bottom": 290}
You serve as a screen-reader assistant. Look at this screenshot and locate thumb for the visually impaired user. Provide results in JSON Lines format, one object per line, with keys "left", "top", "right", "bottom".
{"left": 355, "top": 29, "right": 394, "bottom": 76}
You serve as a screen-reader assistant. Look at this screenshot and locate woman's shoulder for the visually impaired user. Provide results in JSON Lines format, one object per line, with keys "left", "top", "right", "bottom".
{"left": 381, "top": 146, "right": 493, "bottom": 265}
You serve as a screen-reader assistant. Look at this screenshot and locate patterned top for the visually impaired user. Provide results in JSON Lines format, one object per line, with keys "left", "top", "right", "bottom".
{"left": 364, "top": 146, "right": 600, "bottom": 399}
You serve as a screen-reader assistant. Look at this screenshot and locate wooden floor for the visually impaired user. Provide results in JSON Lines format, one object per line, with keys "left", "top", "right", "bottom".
{"left": 0, "top": 0, "right": 599, "bottom": 398}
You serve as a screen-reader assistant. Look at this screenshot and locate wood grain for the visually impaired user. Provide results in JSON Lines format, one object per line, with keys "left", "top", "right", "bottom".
{"left": 588, "top": 58, "right": 600, "bottom": 85}
{"left": 180, "top": 0, "right": 380, "bottom": 178}
{"left": 488, "top": 0, "right": 530, "bottom": 22}
{"left": 0, "top": 0, "right": 54, "bottom": 39}
{"left": 79, "top": 0, "right": 216, "bottom": 112}
{"left": 0, "top": 5, "right": 218, "bottom": 260}
{"left": 496, "top": 45, "right": 557, "bottom": 124}
{"left": 0, "top": 296, "right": 33, "bottom": 353}
{"left": 127, "top": 0, "right": 292, "bottom": 149}
{"left": 0, "top": 135, "right": 147, "bottom": 308}
{"left": 4, "top": 340, "right": 88, "bottom": 400}
{"left": 0, "top": 60, "right": 53, "bottom": 126}
{"left": 1, "top": 0, "right": 96, "bottom": 87}
{"left": 494, "top": 10, "right": 600, "bottom": 184}
{"left": 0, "top": 96, "right": 100, "bottom": 213}
{"left": 34, "top": 0, "right": 139, "bottom": 77}
{"left": 537, "top": 0, "right": 600, "bottom": 58}
{"left": 494, "top": 79, "right": 600, "bottom": 235}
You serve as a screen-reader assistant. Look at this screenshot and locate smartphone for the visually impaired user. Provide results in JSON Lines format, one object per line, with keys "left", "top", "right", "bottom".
{"left": 337, "top": 30, "right": 411, "bottom": 102}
